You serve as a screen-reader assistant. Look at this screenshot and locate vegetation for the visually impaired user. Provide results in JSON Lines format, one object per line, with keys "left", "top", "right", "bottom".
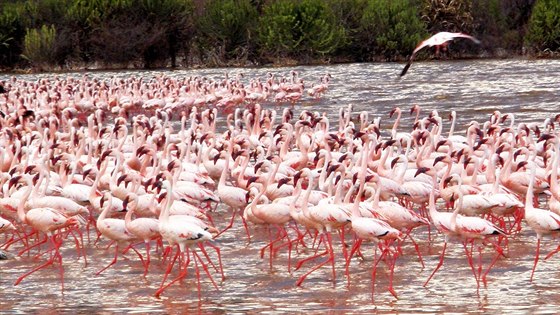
{"left": 0, "top": 0, "right": 556, "bottom": 72}
{"left": 525, "top": 0, "right": 560, "bottom": 53}
{"left": 358, "top": 0, "right": 428, "bottom": 61}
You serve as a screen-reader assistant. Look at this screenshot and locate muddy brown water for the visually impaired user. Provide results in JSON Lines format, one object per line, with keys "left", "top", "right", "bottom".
{"left": 1, "top": 59, "right": 560, "bottom": 314}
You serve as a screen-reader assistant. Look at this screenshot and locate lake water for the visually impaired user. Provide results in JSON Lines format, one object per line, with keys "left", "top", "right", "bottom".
{"left": 1, "top": 59, "right": 560, "bottom": 314}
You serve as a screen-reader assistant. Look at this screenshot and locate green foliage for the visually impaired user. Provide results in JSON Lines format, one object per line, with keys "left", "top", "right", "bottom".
{"left": 0, "top": 3, "right": 26, "bottom": 67}
{"left": 525, "top": 0, "right": 560, "bottom": 52}
{"left": 257, "top": 0, "right": 346, "bottom": 61}
{"left": 421, "top": 0, "right": 475, "bottom": 33}
{"left": 358, "top": 0, "right": 428, "bottom": 60}
{"left": 22, "top": 24, "right": 57, "bottom": 69}
{"left": 195, "top": 0, "right": 258, "bottom": 64}
{"left": 325, "top": 0, "right": 368, "bottom": 60}
{"left": 0, "top": 0, "right": 553, "bottom": 70}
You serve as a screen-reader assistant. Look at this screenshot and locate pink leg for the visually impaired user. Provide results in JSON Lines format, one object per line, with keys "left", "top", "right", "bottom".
{"left": 530, "top": 238, "right": 541, "bottom": 282}
{"left": 295, "top": 233, "right": 328, "bottom": 270}
{"left": 14, "top": 234, "right": 65, "bottom": 291}
{"left": 144, "top": 241, "right": 151, "bottom": 276}
{"left": 424, "top": 242, "right": 447, "bottom": 287}
{"left": 96, "top": 244, "right": 120, "bottom": 276}
{"left": 199, "top": 242, "right": 225, "bottom": 281}
{"left": 192, "top": 250, "right": 219, "bottom": 289}
{"left": 155, "top": 246, "right": 180, "bottom": 298}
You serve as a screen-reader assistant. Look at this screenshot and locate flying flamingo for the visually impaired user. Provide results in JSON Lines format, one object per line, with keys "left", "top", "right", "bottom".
{"left": 400, "top": 32, "right": 481, "bottom": 77}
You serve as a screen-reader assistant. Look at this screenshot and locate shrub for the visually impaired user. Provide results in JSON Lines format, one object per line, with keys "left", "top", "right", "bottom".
{"left": 0, "top": 3, "right": 26, "bottom": 68}
{"left": 257, "top": 0, "right": 346, "bottom": 62}
{"left": 358, "top": 0, "right": 428, "bottom": 61}
{"left": 22, "top": 24, "right": 57, "bottom": 70}
{"left": 525, "top": 0, "right": 560, "bottom": 52}
{"left": 195, "top": 0, "right": 258, "bottom": 65}
{"left": 421, "top": 0, "right": 475, "bottom": 33}
{"left": 325, "top": 0, "right": 368, "bottom": 61}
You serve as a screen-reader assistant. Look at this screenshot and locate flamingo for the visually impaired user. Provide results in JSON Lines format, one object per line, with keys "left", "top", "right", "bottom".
{"left": 95, "top": 192, "right": 139, "bottom": 275}
{"left": 400, "top": 32, "right": 481, "bottom": 76}
{"left": 155, "top": 175, "right": 220, "bottom": 298}
{"left": 12, "top": 175, "right": 80, "bottom": 290}
{"left": 524, "top": 163, "right": 560, "bottom": 282}
{"left": 123, "top": 193, "right": 161, "bottom": 276}
{"left": 345, "top": 140, "right": 402, "bottom": 297}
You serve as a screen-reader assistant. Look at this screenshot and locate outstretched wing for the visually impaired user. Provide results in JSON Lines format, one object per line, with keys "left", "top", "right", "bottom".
{"left": 400, "top": 40, "right": 431, "bottom": 77}
{"left": 452, "top": 33, "right": 481, "bottom": 45}
{"left": 400, "top": 58, "right": 413, "bottom": 77}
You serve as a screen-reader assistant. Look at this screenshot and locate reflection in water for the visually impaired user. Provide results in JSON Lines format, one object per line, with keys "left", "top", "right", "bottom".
{"left": 1, "top": 60, "right": 560, "bottom": 313}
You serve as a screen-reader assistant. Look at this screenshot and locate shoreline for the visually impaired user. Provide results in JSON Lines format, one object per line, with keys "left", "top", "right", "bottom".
{"left": 2, "top": 53, "right": 558, "bottom": 77}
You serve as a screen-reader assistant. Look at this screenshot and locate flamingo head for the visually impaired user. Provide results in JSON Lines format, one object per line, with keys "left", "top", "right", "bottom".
{"left": 247, "top": 176, "right": 259, "bottom": 187}
{"left": 382, "top": 139, "right": 397, "bottom": 149}
{"left": 391, "top": 156, "right": 401, "bottom": 169}
{"left": 157, "top": 192, "right": 168, "bottom": 204}
{"left": 212, "top": 152, "right": 222, "bottom": 165}
{"left": 516, "top": 161, "right": 529, "bottom": 171}
{"left": 433, "top": 155, "right": 448, "bottom": 166}
{"left": 117, "top": 174, "right": 128, "bottom": 188}
{"left": 538, "top": 133, "right": 555, "bottom": 143}
{"left": 122, "top": 195, "right": 130, "bottom": 211}
{"left": 24, "top": 164, "right": 37, "bottom": 174}
{"left": 277, "top": 177, "right": 291, "bottom": 189}
{"left": 414, "top": 167, "right": 430, "bottom": 178}
{"left": 8, "top": 175, "right": 22, "bottom": 190}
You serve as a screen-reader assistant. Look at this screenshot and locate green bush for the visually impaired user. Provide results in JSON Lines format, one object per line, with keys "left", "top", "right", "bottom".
{"left": 257, "top": 0, "right": 346, "bottom": 62}
{"left": 326, "top": 0, "right": 368, "bottom": 61}
{"left": 525, "top": 0, "right": 560, "bottom": 52}
{"left": 22, "top": 24, "right": 57, "bottom": 70}
{"left": 195, "top": 0, "right": 258, "bottom": 65}
{"left": 358, "top": 0, "right": 428, "bottom": 61}
{"left": 421, "top": 0, "right": 475, "bottom": 33}
{"left": 0, "top": 3, "right": 26, "bottom": 67}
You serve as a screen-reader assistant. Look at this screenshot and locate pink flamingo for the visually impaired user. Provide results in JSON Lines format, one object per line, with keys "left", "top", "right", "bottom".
{"left": 524, "top": 163, "right": 560, "bottom": 282}
{"left": 400, "top": 31, "right": 481, "bottom": 76}
{"left": 123, "top": 193, "right": 161, "bottom": 276}
{"left": 13, "top": 175, "right": 79, "bottom": 290}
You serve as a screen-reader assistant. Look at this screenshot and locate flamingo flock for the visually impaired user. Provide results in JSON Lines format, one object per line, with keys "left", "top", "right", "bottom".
{"left": 1, "top": 72, "right": 560, "bottom": 300}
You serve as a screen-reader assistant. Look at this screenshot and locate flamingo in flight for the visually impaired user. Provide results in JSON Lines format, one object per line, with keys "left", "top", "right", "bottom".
{"left": 400, "top": 32, "right": 481, "bottom": 77}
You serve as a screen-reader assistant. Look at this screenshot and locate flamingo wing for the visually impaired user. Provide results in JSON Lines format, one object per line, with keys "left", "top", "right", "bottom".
{"left": 400, "top": 39, "right": 432, "bottom": 77}
{"left": 452, "top": 33, "right": 481, "bottom": 45}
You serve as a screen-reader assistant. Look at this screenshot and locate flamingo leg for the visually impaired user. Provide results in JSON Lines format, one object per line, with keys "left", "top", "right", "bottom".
{"left": 424, "top": 241, "right": 447, "bottom": 287}
{"left": 143, "top": 241, "right": 151, "bottom": 276}
{"left": 482, "top": 250, "right": 502, "bottom": 287}
{"left": 156, "top": 249, "right": 190, "bottom": 297}
{"left": 295, "top": 232, "right": 336, "bottom": 286}
{"left": 192, "top": 250, "right": 219, "bottom": 290}
{"left": 371, "top": 244, "right": 389, "bottom": 301}
{"left": 14, "top": 234, "right": 65, "bottom": 291}
{"left": 18, "top": 234, "right": 48, "bottom": 257}
{"left": 199, "top": 242, "right": 225, "bottom": 281}
{"left": 345, "top": 238, "right": 363, "bottom": 286}
{"left": 387, "top": 249, "right": 398, "bottom": 299}
{"left": 192, "top": 250, "right": 202, "bottom": 300}
{"left": 155, "top": 246, "right": 180, "bottom": 298}
{"left": 530, "top": 238, "right": 541, "bottom": 282}
{"left": 295, "top": 233, "right": 327, "bottom": 270}
{"left": 462, "top": 241, "right": 479, "bottom": 287}
{"left": 96, "top": 244, "right": 120, "bottom": 276}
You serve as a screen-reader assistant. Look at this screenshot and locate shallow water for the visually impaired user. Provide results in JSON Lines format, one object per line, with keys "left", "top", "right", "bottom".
{"left": 1, "top": 59, "right": 560, "bottom": 314}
